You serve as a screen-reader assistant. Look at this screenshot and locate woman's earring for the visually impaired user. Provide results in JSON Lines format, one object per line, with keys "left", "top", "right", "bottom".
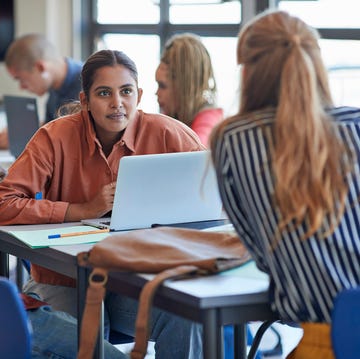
{"left": 41, "top": 71, "right": 50, "bottom": 79}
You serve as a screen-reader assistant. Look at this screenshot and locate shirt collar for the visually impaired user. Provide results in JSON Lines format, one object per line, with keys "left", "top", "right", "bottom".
{"left": 118, "top": 110, "right": 141, "bottom": 153}
{"left": 82, "top": 109, "right": 100, "bottom": 156}
{"left": 81, "top": 109, "right": 141, "bottom": 155}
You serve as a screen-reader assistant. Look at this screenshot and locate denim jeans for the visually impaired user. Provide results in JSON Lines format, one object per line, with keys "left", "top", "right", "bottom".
{"left": 27, "top": 305, "right": 124, "bottom": 359}
{"left": 24, "top": 278, "right": 203, "bottom": 359}
{"left": 105, "top": 292, "right": 203, "bottom": 359}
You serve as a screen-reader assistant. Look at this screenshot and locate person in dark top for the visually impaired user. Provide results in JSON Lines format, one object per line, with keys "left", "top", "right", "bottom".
{"left": 0, "top": 33, "right": 83, "bottom": 148}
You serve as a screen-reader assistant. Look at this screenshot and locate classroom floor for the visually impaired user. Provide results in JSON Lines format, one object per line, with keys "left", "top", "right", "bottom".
{"left": 251, "top": 322, "right": 303, "bottom": 359}
{"left": 9, "top": 256, "right": 303, "bottom": 359}
{"left": 115, "top": 322, "right": 303, "bottom": 358}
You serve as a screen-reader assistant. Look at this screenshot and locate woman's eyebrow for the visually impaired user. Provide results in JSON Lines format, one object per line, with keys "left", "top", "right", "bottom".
{"left": 93, "top": 85, "right": 111, "bottom": 92}
{"left": 119, "top": 83, "right": 136, "bottom": 88}
{"left": 93, "top": 84, "right": 135, "bottom": 91}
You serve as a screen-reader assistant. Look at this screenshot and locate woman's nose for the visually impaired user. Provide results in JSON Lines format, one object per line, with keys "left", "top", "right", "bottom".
{"left": 111, "top": 94, "right": 122, "bottom": 108}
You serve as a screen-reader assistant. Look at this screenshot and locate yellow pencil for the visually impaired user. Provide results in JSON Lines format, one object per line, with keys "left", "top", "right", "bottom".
{"left": 48, "top": 228, "right": 110, "bottom": 239}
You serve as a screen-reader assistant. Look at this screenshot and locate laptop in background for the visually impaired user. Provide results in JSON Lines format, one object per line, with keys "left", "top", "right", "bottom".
{"left": 82, "top": 151, "right": 224, "bottom": 231}
{"left": 3, "top": 95, "right": 39, "bottom": 158}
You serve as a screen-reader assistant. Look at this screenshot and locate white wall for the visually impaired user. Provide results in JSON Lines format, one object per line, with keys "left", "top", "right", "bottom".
{"left": 0, "top": 0, "right": 76, "bottom": 119}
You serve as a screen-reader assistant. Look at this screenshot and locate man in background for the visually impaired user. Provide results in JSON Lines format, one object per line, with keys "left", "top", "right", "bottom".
{"left": 0, "top": 33, "right": 83, "bottom": 148}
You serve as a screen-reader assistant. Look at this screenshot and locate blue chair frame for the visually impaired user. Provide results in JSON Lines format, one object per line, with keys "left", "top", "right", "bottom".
{"left": 20, "top": 259, "right": 134, "bottom": 346}
{"left": 331, "top": 286, "right": 360, "bottom": 359}
{"left": 0, "top": 277, "right": 32, "bottom": 359}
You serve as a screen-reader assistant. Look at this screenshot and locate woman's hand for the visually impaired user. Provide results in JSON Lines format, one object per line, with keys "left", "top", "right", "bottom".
{"left": 64, "top": 182, "right": 116, "bottom": 221}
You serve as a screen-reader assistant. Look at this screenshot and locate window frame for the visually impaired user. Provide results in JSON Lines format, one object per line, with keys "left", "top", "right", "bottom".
{"left": 80, "top": 0, "right": 360, "bottom": 60}
{"left": 76, "top": 0, "right": 360, "bottom": 110}
{"left": 80, "top": 0, "right": 253, "bottom": 59}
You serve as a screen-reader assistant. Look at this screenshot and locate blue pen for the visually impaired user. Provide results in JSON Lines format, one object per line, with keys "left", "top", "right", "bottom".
{"left": 48, "top": 228, "right": 110, "bottom": 239}
{"left": 35, "top": 192, "right": 42, "bottom": 200}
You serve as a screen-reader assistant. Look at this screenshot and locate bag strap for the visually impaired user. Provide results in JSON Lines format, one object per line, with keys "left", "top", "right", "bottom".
{"left": 77, "top": 268, "right": 108, "bottom": 359}
{"left": 77, "top": 265, "right": 199, "bottom": 359}
{"left": 131, "top": 265, "right": 199, "bottom": 359}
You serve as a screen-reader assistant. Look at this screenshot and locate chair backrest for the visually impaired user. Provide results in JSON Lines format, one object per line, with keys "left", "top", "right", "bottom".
{"left": 331, "top": 286, "right": 360, "bottom": 359}
{"left": 0, "top": 277, "right": 32, "bottom": 359}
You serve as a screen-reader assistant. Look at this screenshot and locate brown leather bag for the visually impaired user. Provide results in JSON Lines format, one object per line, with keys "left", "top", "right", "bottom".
{"left": 77, "top": 226, "right": 251, "bottom": 359}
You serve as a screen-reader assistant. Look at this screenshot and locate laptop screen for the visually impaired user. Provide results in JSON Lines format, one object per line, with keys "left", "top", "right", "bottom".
{"left": 3, "top": 95, "right": 39, "bottom": 158}
{"left": 82, "top": 151, "right": 224, "bottom": 231}
{"left": 110, "top": 151, "right": 223, "bottom": 231}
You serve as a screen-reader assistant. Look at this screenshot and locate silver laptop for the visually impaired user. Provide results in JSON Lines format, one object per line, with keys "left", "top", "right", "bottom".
{"left": 3, "top": 95, "right": 39, "bottom": 158}
{"left": 82, "top": 151, "right": 224, "bottom": 231}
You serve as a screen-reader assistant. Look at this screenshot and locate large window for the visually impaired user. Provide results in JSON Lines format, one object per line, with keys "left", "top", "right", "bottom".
{"left": 83, "top": 0, "right": 360, "bottom": 113}
{"left": 278, "top": 0, "right": 360, "bottom": 107}
{"left": 97, "top": 0, "right": 160, "bottom": 24}
{"left": 169, "top": 0, "right": 240, "bottom": 24}
{"left": 83, "top": 0, "right": 242, "bottom": 114}
{"left": 278, "top": 0, "right": 360, "bottom": 28}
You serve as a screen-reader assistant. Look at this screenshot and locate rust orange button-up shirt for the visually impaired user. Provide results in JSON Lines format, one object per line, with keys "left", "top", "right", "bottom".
{"left": 0, "top": 109, "right": 205, "bottom": 286}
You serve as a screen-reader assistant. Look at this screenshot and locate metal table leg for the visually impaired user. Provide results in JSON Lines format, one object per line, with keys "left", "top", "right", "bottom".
{"left": 234, "top": 324, "right": 247, "bottom": 359}
{"left": 16, "top": 257, "right": 24, "bottom": 289}
{"left": 203, "top": 309, "right": 222, "bottom": 359}
{"left": 0, "top": 251, "right": 9, "bottom": 277}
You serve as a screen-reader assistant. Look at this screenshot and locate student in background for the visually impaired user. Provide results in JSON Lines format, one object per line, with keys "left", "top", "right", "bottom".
{"left": 155, "top": 33, "right": 223, "bottom": 146}
{"left": 0, "top": 49, "right": 204, "bottom": 359}
{"left": 211, "top": 10, "right": 360, "bottom": 359}
{"left": 0, "top": 33, "right": 83, "bottom": 148}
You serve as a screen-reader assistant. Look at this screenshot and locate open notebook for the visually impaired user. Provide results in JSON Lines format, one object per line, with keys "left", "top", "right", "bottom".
{"left": 3, "top": 95, "right": 39, "bottom": 158}
{"left": 82, "top": 151, "right": 224, "bottom": 231}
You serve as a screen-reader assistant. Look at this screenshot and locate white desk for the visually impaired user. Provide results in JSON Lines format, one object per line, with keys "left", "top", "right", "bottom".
{"left": 0, "top": 223, "right": 277, "bottom": 359}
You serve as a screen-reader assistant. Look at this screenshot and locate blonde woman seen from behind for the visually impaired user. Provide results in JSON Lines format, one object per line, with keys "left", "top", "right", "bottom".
{"left": 211, "top": 10, "right": 360, "bottom": 359}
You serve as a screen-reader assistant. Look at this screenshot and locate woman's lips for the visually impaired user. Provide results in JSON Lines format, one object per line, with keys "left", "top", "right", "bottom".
{"left": 107, "top": 112, "right": 126, "bottom": 120}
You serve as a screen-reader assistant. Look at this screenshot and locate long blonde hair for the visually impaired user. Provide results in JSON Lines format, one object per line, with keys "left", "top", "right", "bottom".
{"left": 160, "top": 33, "right": 217, "bottom": 126}
{"left": 211, "top": 10, "right": 352, "bottom": 239}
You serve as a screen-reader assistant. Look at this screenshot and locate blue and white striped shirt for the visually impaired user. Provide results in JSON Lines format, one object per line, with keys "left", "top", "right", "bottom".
{"left": 212, "top": 106, "right": 360, "bottom": 323}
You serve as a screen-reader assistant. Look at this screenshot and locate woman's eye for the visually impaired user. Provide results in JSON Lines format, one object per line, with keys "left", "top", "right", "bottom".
{"left": 98, "top": 90, "right": 111, "bottom": 96}
{"left": 121, "top": 88, "right": 132, "bottom": 95}
{"left": 158, "top": 82, "right": 167, "bottom": 90}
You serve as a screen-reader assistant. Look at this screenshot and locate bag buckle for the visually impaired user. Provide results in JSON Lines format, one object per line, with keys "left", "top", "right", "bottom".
{"left": 89, "top": 269, "right": 108, "bottom": 286}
